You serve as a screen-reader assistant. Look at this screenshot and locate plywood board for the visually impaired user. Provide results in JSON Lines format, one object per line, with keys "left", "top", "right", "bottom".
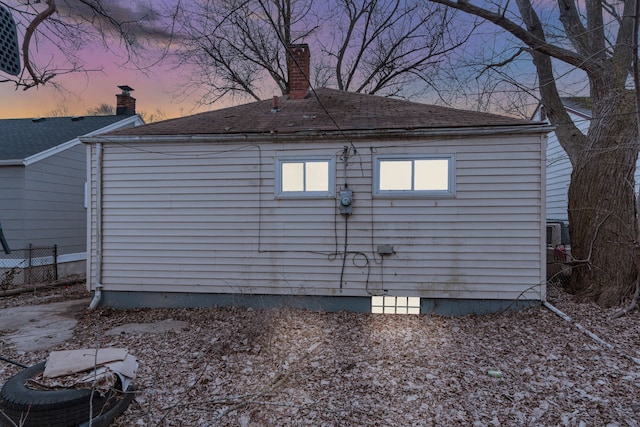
{"left": 43, "top": 348, "right": 128, "bottom": 378}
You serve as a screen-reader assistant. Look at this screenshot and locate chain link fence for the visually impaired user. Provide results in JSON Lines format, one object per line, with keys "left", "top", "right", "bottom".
{"left": 0, "top": 244, "right": 58, "bottom": 290}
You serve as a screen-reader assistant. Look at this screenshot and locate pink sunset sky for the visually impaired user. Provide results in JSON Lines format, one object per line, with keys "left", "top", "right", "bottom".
{"left": 0, "top": 48, "right": 209, "bottom": 120}
{"left": 0, "top": 1, "right": 223, "bottom": 121}
{"left": 0, "top": 0, "right": 577, "bottom": 121}
{"left": 0, "top": 0, "right": 456, "bottom": 122}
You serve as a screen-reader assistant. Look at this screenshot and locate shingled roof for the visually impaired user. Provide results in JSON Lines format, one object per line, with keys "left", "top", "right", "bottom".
{"left": 105, "top": 88, "right": 538, "bottom": 138}
{"left": 0, "top": 115, "right": 135, "bottom": 161}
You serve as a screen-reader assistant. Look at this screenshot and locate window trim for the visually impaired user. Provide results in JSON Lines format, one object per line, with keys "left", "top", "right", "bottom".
{"left": 275, "top": 157, "right": 335, "bottom": 198}
{"left": 373, "top": 154, "right": 455, "bottom": 197}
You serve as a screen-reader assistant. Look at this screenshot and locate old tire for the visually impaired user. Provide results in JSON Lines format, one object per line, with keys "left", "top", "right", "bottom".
{"left": 79, "top": 384, "right": 135, "bottom": 427}
{"left": 0, "top": 361, "right": 125, "bottom": 427}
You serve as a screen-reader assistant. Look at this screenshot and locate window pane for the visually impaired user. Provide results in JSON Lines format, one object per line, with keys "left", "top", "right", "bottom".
{"left": 306, "top": 162, "right": 329, "bottom": 191}
{"left": 282, "top": 162, "right": 304, "bottom": 192}
{"left": 380, "top": 160, "right": 412, "bottom": 190}
{"left": 414, "top": 159, "right": 449, "bottom": 191}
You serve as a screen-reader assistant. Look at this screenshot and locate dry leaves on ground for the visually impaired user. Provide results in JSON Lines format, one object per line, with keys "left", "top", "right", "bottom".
{"left": 1, "top": 282, "right": 639, "bottom": 426}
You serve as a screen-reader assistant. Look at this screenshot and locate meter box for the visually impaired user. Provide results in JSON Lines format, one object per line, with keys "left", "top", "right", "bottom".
{"left": 339, "top": 189, "right": 352, "bottom": 215}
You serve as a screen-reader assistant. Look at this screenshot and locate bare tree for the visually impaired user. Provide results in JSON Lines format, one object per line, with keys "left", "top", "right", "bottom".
{"left": 317, "top": 0, "right": 472, "bottom": 96}
{"left": 0, "top": 0, "right": 177, "bottom": 90}
{"left": 429, "top": 0, "right": 639, "bottom": 307}
{"left": 84, "top": 103, "right": 164, "bottom": 122}
{"left": 429, "top": 35, "right": 548, "bottom": 118}
{"left": 172, "top": 0, "right": 474, "bottom": 105}
{"left": 172, "top": 0, "right": 318, "bottom": 105}
{"left": 45, "top": 103, "right": 70, "bottom": 116}
{"left": 86, "top": 102, "right": 114, "bottom": 115}
{"left": 138, "top": 108, "right": 166, "bottom": 123}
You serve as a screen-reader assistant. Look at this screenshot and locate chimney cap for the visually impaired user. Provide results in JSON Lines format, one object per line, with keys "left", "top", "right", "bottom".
{"left": 118, "top": 85, "right": 134, "bottom": 94}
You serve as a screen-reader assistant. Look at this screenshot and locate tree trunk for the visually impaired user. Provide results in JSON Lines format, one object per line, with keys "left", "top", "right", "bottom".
{"left": 567, "top": 95, "right": 640, "bottom": 307}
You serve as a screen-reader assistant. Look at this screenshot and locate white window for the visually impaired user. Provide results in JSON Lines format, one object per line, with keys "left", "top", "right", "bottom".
{"left": 374, "top": 155, "right": 455, "bottom": 196}
{"left": 276, "top": 158, "right": 334, "bottom": 197}
{"left": 371, "top": 296, "right": 421, "bottom": 314}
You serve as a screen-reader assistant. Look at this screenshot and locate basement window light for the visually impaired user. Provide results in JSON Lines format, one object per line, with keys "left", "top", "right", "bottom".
{"left": 371, "top": 296, "right": 421, "bottom": 314}
{"left": 374, "top": 155, "right": 455, "bottom": 197}
{"left": 276, "top": 157, "right": 335, "bottom": 198}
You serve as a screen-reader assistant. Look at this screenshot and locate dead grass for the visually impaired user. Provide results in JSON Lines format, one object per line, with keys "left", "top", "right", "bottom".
{"left": 1, "top": 282, "right": 640, "bottom": 426}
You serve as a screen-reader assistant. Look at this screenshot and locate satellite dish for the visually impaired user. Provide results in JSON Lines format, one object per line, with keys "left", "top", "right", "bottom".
{"left": 0, "top": 5, "right": 21, "bottom": 76}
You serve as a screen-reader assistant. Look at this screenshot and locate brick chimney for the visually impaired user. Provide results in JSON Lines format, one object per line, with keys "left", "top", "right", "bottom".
{"left": 287, "top": 44, "right": 310, "bottom": 99}
{"left": 116, "top": 85, "right": 136, "bottom": 115}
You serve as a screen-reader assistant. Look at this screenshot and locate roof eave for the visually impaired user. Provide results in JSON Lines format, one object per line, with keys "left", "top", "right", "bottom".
{"left": 0, "top": 159, "right": 24, "bottom": 166}
{"left": 1, "top": 114, "right": 146, "bottom": 165}
{"left": 81, "top": 124, "right": 554, "bottom": 145}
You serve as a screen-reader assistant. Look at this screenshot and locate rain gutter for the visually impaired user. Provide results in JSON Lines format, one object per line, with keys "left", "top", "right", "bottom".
{"left": 80, "top": 124, "right": 555, "bottom": 145}
{"left": 0, "top": 159, "right": 24, "bottom": 166}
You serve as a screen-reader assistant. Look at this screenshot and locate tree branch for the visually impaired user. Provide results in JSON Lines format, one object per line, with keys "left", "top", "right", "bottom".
{"left": 556, "top": 0, "right": 591, "bottom": 58}
{"left": 22, "top": 0, "right": 57, "bottom": 87}
{"left": 478, "top": 47, "right": 527, "bottom": 76}
{"left": 611, "top": 278, "right": 640, "bottom": 318}
{"left": 610, "top": 0, "right": 637, "bottom": 87}
{"left": 428, "top": 0, "right": 603, "bottom": 75}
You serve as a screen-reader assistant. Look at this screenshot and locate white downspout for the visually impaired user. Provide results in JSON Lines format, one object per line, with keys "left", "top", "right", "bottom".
{"left": 89, "top": 143, "right": 103, "bottom": 310}
{"left": 543, "top": 301, "right": 640, "bottom": 365}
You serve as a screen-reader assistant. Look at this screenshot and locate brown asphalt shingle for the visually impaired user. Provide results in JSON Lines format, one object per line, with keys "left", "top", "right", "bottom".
{"left": 106, "top": 88, "right": 536, "bottom": 137}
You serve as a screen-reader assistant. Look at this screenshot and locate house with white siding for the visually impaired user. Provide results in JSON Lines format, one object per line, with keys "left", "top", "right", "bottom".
{"left": 535, "top": 97, "right": 640, "bottom": 221}
{"left": 535, "top": 98, "right": 591, "bottom": 221}
{"left": 82, "top": 45, "right": 552, "bottom": 315}
{"left": 0, "top": 88, "right": 144, "bottom": 279}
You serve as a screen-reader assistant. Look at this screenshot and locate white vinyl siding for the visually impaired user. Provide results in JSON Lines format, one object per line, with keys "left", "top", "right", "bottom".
{"left": 88, "top": 134, "right": 545, "bottom": 302}
{"left": 0, "top": 166, "right": 26, "bottom": 246}
{"left": 544, "top": 110, "right": 588, "bottom": 221}
{"left": 23, "top": 144, "right": 87, "bottom": 254}
{"left": 0, "top": 145, "right": 86, "bottom": 255}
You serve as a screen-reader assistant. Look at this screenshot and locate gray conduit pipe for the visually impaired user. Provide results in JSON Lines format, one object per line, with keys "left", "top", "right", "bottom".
{"left": 543, "top": 301, "right": 640, "bottom": 365}
{"left": 89, "top": 143, "right": 103, "bottom": 310}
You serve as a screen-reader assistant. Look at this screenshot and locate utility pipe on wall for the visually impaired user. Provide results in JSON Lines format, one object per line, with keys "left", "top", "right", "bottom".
{"left": 89, "top": 143, "right": 103, "bottom": 310}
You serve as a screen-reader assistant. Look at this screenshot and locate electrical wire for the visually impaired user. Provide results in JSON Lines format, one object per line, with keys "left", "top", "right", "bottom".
{"left": 339, "top": 214, "right": 348, "bottom": 289}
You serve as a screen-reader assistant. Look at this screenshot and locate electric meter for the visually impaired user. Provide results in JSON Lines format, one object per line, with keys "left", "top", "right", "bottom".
{"left": 339, "top": 189, "right": 353, "bottom": 215}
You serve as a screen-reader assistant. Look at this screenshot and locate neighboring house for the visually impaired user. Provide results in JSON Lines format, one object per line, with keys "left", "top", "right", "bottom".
{"left": 533, "top": 97, "right": 639, "bottom": 221}
{"left": 0, "top": 87, "right": 144, "bottom": 279}
{"left": 82, "top": 45, "right": 552, "bottom": 315}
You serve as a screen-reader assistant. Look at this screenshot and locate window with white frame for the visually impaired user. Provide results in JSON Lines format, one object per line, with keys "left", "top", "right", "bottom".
{"left": 276, "top": 158, "right": 334, "bottom": 197}
{"left": 374, "top": 155, "right": 455, "bottom": 196}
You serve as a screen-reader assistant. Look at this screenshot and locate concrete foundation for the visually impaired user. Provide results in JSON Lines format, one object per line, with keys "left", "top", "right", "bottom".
{"left": 98, "top": 291, "right": 540, "bottom": 316}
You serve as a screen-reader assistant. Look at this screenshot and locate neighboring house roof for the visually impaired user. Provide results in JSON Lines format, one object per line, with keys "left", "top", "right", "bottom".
{"left": 560, "top": 97, "right": 592, "bottom": 118}
{"left": 533, "top": 97, "right": 592, "bottom": 122}
{"left": 0, "top": 115, "right": 138, "bottom": 161}
{"left": 106, "top": 88, "right": 540, "bottom": 138}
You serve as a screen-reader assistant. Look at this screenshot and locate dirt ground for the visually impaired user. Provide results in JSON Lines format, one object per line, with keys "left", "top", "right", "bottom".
{"left": 1, "top": 282, "right": 639, "bottom": 426}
